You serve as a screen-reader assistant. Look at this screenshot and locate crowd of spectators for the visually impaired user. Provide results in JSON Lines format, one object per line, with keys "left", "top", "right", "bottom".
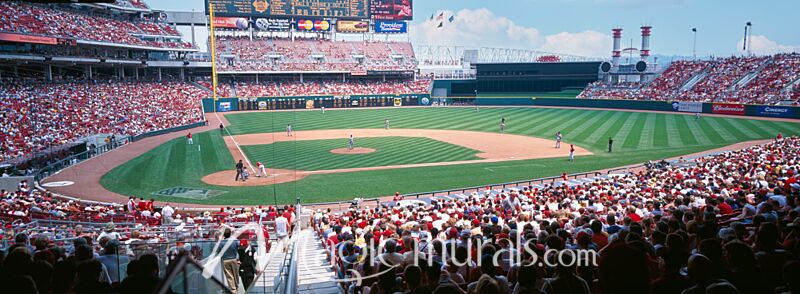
{"left": 728, "top": 53, "right": 800, "bottom": 104}
{"left": 677, "top": 56, "right": 768, "bottom": 102}
{"left": 577, "top": 81, "right": 644, "bottom": 99}
{"left": 0, "top": 186, "right": 294, "bottom": 293}
{"left": 211, "top": 79, "right": 432, "bottom": 97}
{"left": 214, "top": 37, "right": 417, "bottom": 73}
{"left": 316, "top": 136, "right": 800, "bottom": 294}
{"left": 0, "top": 2, "right": 192, "bottom": 49}
{"left": 580, "top": 54, "right": 800, "bottom": 105}
{"left": 0, "top": 80, "right": 206, "bottom": 162}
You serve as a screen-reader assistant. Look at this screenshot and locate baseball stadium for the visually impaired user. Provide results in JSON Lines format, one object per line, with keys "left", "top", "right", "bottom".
{"left": 1, "top": 0, "right": 800, "bottom": 293}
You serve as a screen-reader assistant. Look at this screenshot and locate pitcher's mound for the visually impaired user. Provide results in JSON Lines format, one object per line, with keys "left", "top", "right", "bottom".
{"left": 330, "top": 147, "right": 376, "bottom": 154}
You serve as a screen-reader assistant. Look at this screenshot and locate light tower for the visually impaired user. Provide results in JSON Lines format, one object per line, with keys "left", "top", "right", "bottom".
{"left": 640, "top": 25, "right": 652, "bottom": 62}
{"left": 611, "top": 28, "right": 623, "bottom": 66}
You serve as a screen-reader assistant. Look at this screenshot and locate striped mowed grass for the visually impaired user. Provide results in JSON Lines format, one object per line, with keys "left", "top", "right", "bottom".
{"left": 241, "top": 137, "right": 481, "bottom": 171}
{"left": 101, "top": 107, "right": 800, "bottom": 205}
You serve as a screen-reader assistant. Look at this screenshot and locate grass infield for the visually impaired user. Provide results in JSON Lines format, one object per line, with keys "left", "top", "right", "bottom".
{"left": 241, "top": 136, "right": 480, "bottom": 171}
{"left": 101, "top": 107, "right": 800, "bottom": 205}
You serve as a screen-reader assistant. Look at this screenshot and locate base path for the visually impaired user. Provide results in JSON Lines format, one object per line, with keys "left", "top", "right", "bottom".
{"left": 203, "top": 129, "right": 591, "bottom": 187}
{"left": 40, "top": 113, "right": 231, "bottom": 208}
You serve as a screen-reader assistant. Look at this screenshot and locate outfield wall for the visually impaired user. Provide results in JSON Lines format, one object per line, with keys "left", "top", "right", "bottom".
{"left": 202, "top": 94, "right": 431, "bottom": 113}
{"left": 473, "top": 97, "right": 800, "bottom": 119}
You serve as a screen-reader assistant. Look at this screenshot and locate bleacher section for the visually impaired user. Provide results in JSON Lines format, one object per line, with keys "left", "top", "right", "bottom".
{"left": 579, "top": 53, "right": 800, "bottom": 105}
{"left": 199, "top": 79, "right": 432, "bottom": 98}
{"left": 0, "top": 2, "right": 192, "bottom": 49}
{"left": 0, "top": 80, "right": 205, "bottom": 162}
{"left": 215, "top": 38, "right": 417, "bottom": 73}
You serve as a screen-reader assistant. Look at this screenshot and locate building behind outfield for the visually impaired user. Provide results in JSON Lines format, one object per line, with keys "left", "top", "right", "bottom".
{"left": 475, "top": 62, "right": 601, "bottom": 93}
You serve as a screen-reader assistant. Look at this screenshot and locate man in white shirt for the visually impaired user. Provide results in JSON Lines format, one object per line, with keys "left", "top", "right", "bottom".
{"left": 275, "top": 211, "right": 289, "bottom": 253}
{"left": 162, "top": 204, "right": 175, "bottom": 224}
{"left": 126, "top": 197, "right": 135, "bottom": 212}
{"left": 97, "top": 223, "right": 121, "bottom": 242}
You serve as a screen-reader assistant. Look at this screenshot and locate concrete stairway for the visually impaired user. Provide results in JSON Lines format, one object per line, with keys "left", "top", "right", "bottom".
{"left": 296, "top": 229, "right": 341, "bottom": 294}
{"left": 247, "top": 251, "right": 287, "bottom": 293}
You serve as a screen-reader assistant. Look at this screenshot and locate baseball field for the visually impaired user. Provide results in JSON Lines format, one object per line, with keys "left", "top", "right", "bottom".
{"left": 98, "top": 107, "right": 800, "bottom": 205}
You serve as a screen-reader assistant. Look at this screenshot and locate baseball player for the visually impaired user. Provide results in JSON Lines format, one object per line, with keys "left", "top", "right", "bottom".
{"left": 500, "top": 117, "right": 506, "bottom": 134}
{"left": 219, "top": 123, "right": 224, "bottom": 134}
{"left": 286, "top": 124, "right": 292, "bottom": 137}
{"left": 695, "top": 112, "right": 701, "bottom": 120}
{"left": 321, "top": 106, "right": 325, "bottom": 114}
{"left": 608, "top": 137, "right": 614, "bottom": 153}
{"left": 348, "top": 134, "right": 355, "bottom": 150}
{"left": 187, "top": 132, "right": 193, "bottom": 145}
{"left": 569, "top": 144, "right": 575, "bottom": 162}
{"left": 555, "top": 131, "right": 562, "bottom": 149}
{"left": 384, "top": 119, "right": 390, "bottom": 130}
{"left": 256, "top": 161, "right": 267, "bottom": 177}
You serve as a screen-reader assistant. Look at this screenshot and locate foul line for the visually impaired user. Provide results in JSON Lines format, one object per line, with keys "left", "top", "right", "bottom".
{"left": 215, "top": 112, "right": 257, "bottom": 173}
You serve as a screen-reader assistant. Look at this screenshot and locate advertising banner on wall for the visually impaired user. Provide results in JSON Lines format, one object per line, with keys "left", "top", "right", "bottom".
{"left": 374, "top": 21, "right": 407, "bottom": 33}
{"left": 671, "top": 101, "right": 703, "bottom": 113}
{"left": 213, "top": 17, "right": 249, "bottom": 29}
{"left": 756, "top": 105, "right": 795, "bottom": 118}
{"left": 0, "top": 32, "right": 57, "bottom": 45}
{"left": 711, "top": 103, "right": 746, "bottom": 115}
{"left": 296, "top": 19, "right": 331, "bottom": 31}
{"left": 254, "top": 18, "right": 290, "bottom": 31}
{"left": 336, "top": 20, "right": 369, "bottom": 33}
{"left": 217, "top": 102, "right": 232, "bottom": 112}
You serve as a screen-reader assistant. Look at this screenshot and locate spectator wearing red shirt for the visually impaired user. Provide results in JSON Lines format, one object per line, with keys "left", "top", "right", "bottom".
{"left": 137, "top": 198, "right": 148, "bottom": 211}
{"left": 717, "top": 199, "right": 734, "bottom": 215}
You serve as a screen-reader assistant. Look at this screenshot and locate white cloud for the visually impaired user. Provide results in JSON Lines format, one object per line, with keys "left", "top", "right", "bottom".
{"left": 540, "top": 31, "right": 612, "bottom": 57}
{"left": 411, "top": 8, "right": 542, "bottom": 50}
{"left": 410, "top": 8, "right": 612, "bottom": 58}
{"left": 737, "top": 35, "right": 799, "bottom": 55}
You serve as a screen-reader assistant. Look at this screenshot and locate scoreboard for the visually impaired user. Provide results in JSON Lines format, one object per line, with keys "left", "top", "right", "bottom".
{"left": 206, "top": 0, "right": 369, "bottom": 18}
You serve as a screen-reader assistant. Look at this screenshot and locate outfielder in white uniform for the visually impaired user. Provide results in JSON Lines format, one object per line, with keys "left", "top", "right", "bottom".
{"left": 286, "top": 124, "right": 292, "bottom": 137}
{"left": 384, "top": 119, "right": 389, "bottom": 130}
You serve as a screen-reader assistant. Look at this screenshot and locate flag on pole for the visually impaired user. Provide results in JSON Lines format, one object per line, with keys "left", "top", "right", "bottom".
{"left": 692, "top": 28, "right": 696, "bottom": 32}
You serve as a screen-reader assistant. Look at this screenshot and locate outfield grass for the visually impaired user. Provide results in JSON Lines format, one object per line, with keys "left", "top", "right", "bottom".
{"left": 102, "top": 107, "right": 800, "bottom": 205}
{"left": 241, "top": 137, "right": 480, "bottom": 171}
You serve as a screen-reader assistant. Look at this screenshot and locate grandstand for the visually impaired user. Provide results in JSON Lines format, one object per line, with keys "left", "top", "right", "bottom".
{"left": 580, "top": 53, "right": 800, "bottom": 105}
{"left": 1, "top": 1, "right": 800, "bottom": 294}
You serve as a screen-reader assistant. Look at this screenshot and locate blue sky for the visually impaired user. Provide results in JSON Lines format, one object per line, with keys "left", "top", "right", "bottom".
{"left": 150, "top": 0, "right": 799, "bottom": 57}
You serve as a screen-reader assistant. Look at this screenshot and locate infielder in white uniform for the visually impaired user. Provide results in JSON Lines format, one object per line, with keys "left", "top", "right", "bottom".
{"left": 555, "top": 131, "right": 562, "bottom": 149}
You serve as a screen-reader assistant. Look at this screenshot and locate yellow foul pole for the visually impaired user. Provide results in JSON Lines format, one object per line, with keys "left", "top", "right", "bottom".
{"left": 208, "top": 1, "right": 219, "bottom": 101}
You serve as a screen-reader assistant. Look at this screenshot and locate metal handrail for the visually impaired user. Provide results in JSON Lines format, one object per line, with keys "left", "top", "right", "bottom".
{"left": 283, "top": 223, "right": 301, "bottom": 294}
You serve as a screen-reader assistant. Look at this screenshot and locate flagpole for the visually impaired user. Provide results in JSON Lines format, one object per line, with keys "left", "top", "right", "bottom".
{"left": 692, "top": 28, "right": 697, "bottom": 60}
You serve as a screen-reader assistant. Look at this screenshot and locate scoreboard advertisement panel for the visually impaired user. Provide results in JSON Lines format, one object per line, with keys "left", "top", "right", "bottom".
{"left": 370, "top": 0, "right": 412, "bottom": 20}
{"left": 336, "top": 20, "right": 369, "bottom": 33}
{"left": 206, "top": 0, "right": 369, "bottom": 19}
